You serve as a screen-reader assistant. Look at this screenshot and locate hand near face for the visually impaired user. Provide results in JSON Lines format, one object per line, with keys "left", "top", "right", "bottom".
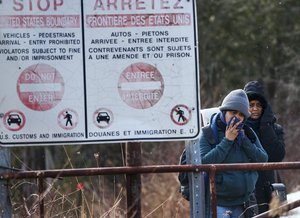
{"left": 225, "top": 112, "right": 245, "bottom": 141}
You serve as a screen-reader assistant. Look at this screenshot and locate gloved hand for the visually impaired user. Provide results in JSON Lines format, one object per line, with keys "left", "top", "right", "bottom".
{"left": 259, "top": 103, "right": 279, "bottom": 153}
{"left": 260, "top": 103, "right": 275, "bottom": 124}
{"left": 243, "top": 124, "right": 256, "bottom": 143}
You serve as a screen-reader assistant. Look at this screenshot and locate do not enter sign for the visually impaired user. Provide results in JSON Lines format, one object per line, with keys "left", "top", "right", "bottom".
{"left": 118, "top": 62, "right": 164, "bottom": 109}
{"left": 17, "top": 63, "right": 65, "bottom": 111}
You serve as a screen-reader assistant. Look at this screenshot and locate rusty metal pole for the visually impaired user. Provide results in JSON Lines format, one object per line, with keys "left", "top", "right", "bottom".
{"left": 209, "top": 167, "right": 217, "bottom": 218}
{"left": 125, "top": 142, "right": 142, "bottom": 218}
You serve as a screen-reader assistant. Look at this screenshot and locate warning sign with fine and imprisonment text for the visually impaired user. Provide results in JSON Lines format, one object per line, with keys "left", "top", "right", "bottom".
{"left": 0, "top": 0, "right": 200, "bottom": 146}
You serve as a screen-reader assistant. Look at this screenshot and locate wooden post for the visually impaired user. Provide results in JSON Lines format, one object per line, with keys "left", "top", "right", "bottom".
{"left": 0, "top": 147, "right": 12, "bottom": 218}
{"left": 125, "top": 142, "right": 142, "bottom": 218}
{"left": 38, "top": 177, "right": 44, "bottom": 218}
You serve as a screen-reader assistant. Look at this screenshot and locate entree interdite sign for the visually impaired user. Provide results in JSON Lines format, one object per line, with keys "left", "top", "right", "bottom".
{"left": 0, "top": 0, "right": 200, "bottom": 146}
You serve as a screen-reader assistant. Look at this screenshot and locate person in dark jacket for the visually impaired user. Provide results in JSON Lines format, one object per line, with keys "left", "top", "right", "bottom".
{"left": 244, "top": 81, "right": 286, "bottom": 213}
{"left": 199, "top": 89, "right": 268, "bottom": 218}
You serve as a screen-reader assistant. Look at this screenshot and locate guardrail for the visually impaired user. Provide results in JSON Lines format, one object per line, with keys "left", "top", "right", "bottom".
{"left": 1, "top": 162, "right": 300, "bottom": 218}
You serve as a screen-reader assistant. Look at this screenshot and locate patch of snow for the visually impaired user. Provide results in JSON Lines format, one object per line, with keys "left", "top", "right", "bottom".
{"left": 281, "top": 191, "right": 300, "bottom": 217}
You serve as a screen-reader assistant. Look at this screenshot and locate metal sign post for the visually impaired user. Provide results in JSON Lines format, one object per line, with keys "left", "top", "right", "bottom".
{"left": 186, "top": 140, "right": 205, "bottom": 218}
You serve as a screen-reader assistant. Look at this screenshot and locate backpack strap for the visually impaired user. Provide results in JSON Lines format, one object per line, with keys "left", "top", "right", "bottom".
{"left": 202, "top": 125, "right": 216, "bottom": 145}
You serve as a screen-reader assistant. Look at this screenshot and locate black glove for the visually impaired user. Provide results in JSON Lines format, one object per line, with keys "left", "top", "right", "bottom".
{"left": 260, "top": 103, "right": 275, "bottom": 124}
{"left": 243, "top": 124, "right": 256, "bottom": 143}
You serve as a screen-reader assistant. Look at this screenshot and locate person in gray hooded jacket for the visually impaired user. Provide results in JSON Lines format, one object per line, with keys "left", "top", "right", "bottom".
{"left": 199, "top": 89, "right": 268, "bottom": 218}
{"left": 244, "top": 81, "right": 286, "bottom": 213}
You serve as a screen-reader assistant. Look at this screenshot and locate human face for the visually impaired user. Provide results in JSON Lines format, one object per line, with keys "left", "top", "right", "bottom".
{"left": 225, "top": 111, "right": 245, "bottom": 123}
{"left": 249, "top": 100, "right": 263, "bottom": 120}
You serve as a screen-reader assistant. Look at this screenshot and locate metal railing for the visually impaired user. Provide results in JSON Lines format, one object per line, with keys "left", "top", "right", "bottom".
{"left": 1, "top": 162, "right": 300, "bottom": 218}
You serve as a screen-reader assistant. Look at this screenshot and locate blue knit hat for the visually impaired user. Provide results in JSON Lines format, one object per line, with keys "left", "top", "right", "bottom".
{"left": 219, "top": 89, "right": 251, "bottom": 118}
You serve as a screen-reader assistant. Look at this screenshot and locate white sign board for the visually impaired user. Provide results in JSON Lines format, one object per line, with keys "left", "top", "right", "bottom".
{"left": 0, "top": 0, "right": 200, "bottom": 146}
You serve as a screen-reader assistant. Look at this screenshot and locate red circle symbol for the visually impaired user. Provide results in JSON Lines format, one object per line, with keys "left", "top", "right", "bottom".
{"left": 57, "top": 109, "right": 78, "bottom": 130}
{"left": 170, "top": 104, "right": 192, "bottom": 126}
{"left": 93, "top": 108, "right": 113, "bottom": 129}
{"left": 3, "top": 110, "right": 26, "bottom": 131}
{"left": 17, "top": 63, "right": 64, "bottom": 111}
{"left": 118, "top": 62, "right": 164, "bottom": 109}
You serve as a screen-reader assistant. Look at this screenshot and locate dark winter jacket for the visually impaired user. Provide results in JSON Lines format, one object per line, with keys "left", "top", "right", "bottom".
{"left": 244, "top": 81, "right": 286, "bottom": 212}
{"left": 199, "top": 113, "right": 268, "bottom": 207}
